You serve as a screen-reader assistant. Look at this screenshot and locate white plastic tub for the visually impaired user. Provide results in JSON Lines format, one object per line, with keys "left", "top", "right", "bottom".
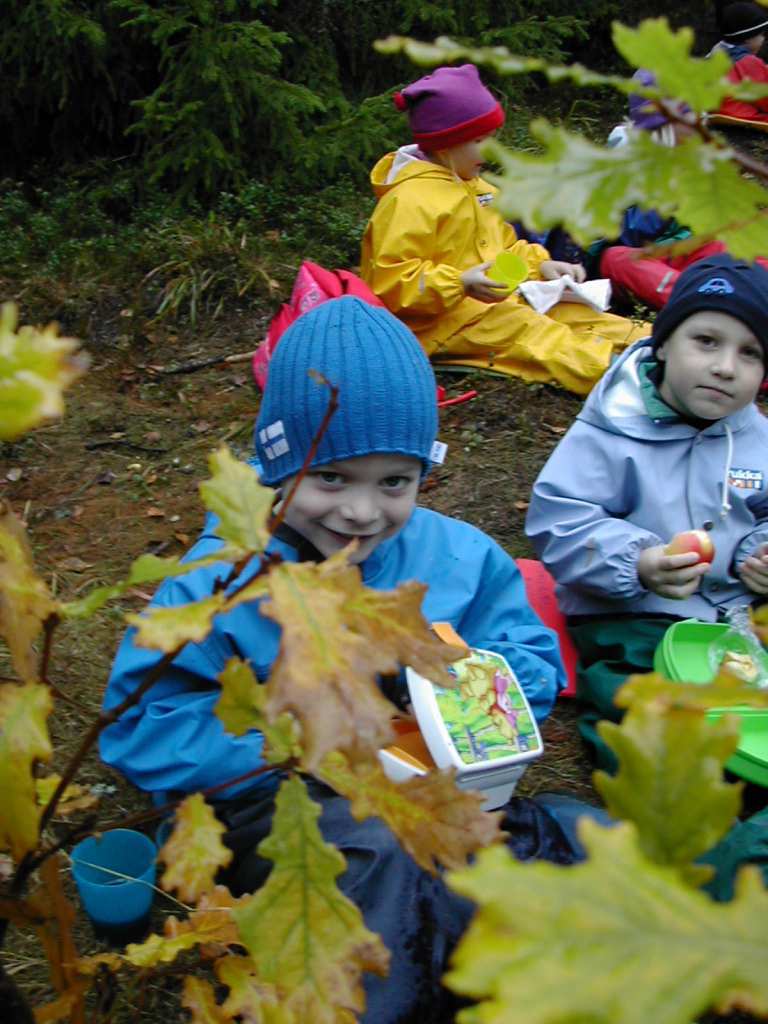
{"left": 378, "top": 647, "right": 543, "bottom": 810}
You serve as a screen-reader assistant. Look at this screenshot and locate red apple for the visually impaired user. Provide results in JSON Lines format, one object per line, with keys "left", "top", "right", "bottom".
{"left": 664, "top": 529, "right": 715, "bottom": 564}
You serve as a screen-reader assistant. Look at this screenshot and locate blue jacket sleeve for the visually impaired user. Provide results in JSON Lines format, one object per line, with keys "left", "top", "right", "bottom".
{"left": 99, "top": 557, "right": 269, "bottom": 801}
{"left": 525, "top": 424, "right": 660, "bottom": 600}
{"left": 452, "top": 539, "right": 565, "bottom": 723}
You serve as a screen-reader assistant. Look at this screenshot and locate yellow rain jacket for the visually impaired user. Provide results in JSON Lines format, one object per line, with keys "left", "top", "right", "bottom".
{"left": 360, "top": 147, "right": 650, "bottom": 395}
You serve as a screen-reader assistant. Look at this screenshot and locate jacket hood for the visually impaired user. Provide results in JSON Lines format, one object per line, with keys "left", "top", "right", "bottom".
{"left": 370, "top": 145, "right": 467, "bottom": 197}
{"left": 578, "top": 339, "right": 759, "bottom": 441}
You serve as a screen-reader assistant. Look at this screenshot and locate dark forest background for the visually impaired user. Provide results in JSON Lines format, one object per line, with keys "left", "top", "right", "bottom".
{"left": 1, "top": 1, "right": 719, "bottom": 194}
{"left": 0, "top": 1, "right": 721, "bottom": 332}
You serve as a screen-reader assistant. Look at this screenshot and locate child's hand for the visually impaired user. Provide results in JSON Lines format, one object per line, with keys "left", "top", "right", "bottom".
{"left": 461, "top": 262, "right": 512, "bottom": 303}
{"left": 637, "top": 545, "right": 711, "bottom": 599}
{"left": 540, "top": 260, "right": 587, "bottom": 283}
{"left": 739, "top": 544, "right": 768, "bottom": 594}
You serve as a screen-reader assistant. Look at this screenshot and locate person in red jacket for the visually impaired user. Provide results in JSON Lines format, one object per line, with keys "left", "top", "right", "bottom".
{"left": 711, "top": 2, "right": 768, "bottom": 123}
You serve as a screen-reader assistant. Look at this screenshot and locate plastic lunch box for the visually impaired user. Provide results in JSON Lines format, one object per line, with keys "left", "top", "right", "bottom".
{"left": 378, "top": 644, "right": 543, "bottom": 810}
{"left": 653, "top": 619, "right": 768, "bottom": 786}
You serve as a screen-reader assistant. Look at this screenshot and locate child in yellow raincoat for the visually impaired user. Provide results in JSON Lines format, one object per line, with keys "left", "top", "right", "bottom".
{"left": 360, "top": 64, "right": 649, "bottom": 396}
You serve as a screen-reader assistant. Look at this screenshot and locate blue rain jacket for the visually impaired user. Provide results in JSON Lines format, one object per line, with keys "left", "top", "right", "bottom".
{"left": 526, "top": 340, "right": 768, "bottom": 620}
{"left": 101, "top": 507, "right": 565, "bottom": 802}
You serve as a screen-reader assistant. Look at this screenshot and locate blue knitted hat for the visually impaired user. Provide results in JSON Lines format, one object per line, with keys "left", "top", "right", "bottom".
{"left": 255, "top": 297, "right": 438, "bottom": 485}
{"left": 651, "top": 253, "right": 768, "bottom": 364}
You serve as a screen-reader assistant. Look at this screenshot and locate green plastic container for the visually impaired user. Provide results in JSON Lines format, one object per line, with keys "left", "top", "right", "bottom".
{"left": 653, "top": 619, "right": 768, "bottom": 787}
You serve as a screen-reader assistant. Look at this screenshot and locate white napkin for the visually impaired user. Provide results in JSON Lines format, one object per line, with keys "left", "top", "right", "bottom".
{"left": 518, "top": 276, "right": 612, "bottom": 315}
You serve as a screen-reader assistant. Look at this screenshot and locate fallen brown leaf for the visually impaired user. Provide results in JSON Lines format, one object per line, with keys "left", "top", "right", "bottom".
{"left": 56, "top": 557, "right": 94, "bottom": 573}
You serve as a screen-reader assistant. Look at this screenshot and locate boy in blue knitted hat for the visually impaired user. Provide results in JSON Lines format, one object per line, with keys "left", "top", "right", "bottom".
{"left": 101, "top": 296, "right": 576, "bottom": 1022}
{"left": 526, "top": 253, "right": 768, "bottom": 769}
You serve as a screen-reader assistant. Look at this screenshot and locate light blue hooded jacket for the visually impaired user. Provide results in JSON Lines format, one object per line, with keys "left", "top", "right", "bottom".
{"left": 100, "top": 507, "right": 564, "bottom": 803}
{"left": 526, "top": 340, "right": 768, "bottom": 620}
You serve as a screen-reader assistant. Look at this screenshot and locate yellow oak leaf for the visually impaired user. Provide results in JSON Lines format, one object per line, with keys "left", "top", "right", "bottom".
{"left": 447, "top": 820, "right": 768, "bottom": 1024}
{"left": 319, "top": 751, "right": 502, "bottom": 873}
{"left": 0, "top": 301, "right": 87, "bottom": 441}
{"left": 124, "top": 885, "right": 245, "bottom": 968}
{"left": 215, "top": 658, "right": 301, "bottom": 764}
{"left": 159, "top": 793, "right": 233, "bottom": 903}
{"left": 199, "top": 446, "right": 275, "bottom": 555}
{"left": 596, "top": 701, "right": 742, "bottom": 886}
{"left": 232, "top": 776, "right": 389, "bottom": 1020}
{"left": 261, "top": 552, "right": 462, "bottom": 769}
{"left": 616, "top": 670, "right": 768, "bottom": 712}
{"left": 125, "top": 592, "right": 227, "bottom": 651}
{"left": 181, "top": 977, "right": 229, "bottom": 1023}
{"left": 0, "top": 681, "right": 52, "bottom": 860}
{"left": 0, "top": 500, "right": 58, "bottom": 680}
{"left": 216, "top": 955, "right": 289, "bottom": 1022}
{"left": 35, "top": 776, "right": 98, "bottom": 817}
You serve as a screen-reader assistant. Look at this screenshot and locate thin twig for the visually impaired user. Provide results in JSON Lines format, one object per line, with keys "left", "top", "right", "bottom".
{"left": 154, "top": 349, "right": 257, "bottom": 376}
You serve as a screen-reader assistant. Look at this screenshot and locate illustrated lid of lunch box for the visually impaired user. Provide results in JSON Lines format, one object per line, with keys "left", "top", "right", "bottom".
{"left": 404, "top": 646, "right": 543, "bottom": 776}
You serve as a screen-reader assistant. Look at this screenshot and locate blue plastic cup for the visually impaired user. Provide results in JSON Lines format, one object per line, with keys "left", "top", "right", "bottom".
{"left": 71, "top": 828, "right": 156, "bottom": 945}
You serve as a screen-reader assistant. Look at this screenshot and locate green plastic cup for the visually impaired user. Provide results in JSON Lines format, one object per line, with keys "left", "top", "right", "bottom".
{"left": 489, "top": 252, "right": 528, "bottom": 290}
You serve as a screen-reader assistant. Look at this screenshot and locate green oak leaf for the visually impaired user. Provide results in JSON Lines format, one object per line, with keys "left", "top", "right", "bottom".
{"left": 199, "top": 446, "right": 274, "bottom": 556}
{"left": 613, "top": 19, "right": 734, "bottom": 113}
{"left": 61, "top": 550, "right": 240, "bottom": 619}
{"left": 376, "top": 25, "right": 768, "bottom": 107}
{"left": 0, "top": 302, "right": 87, "bottom": 441}
{"left": 215, "top": 657, "right": 301, "bottom": 764}
{"left": 484, "top": 124, "right": 684, "bottom": 243}
{"left": 126, "top": 593, "right": 226, "bottom": 651}
{"left": 616, "top": 671, "right": 768, "bottom": 712}
{"left": 485, "top": 126, "right": 768, "bottom": 260}
{"left": 447, "top": 820, "right": 768, "bottom": 1024}
{"left": 595, "top": 702, "right": 742, "bottom": 885}
{"left": 673, "top": 155, "right": 768, "bottom": 260}
{"left": 233, "top": 776, "right": 389, "bottom": 1020}
{"left": 375, "top": 35, "right": 634, "bottom": 94}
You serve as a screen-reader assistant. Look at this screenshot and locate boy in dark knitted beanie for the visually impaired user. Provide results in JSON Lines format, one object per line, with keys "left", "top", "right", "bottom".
{"left": 528, "top": 253, "right": 768, "bottom": 770}
{"left": 102, "top": 296, "right": 583, "bottom": 1023}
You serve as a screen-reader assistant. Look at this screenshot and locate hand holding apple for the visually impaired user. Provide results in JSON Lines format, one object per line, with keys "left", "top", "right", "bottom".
{"left": 638, "top": 543, "right": 711, "bottom": 599}
{"left": 663, "top": 529, "right": 715, "bottom": 565}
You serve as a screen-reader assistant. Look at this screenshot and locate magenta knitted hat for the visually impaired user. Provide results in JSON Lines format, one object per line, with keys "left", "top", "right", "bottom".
{"left": 393, "top": 64, "right": 504, "bottom": 151}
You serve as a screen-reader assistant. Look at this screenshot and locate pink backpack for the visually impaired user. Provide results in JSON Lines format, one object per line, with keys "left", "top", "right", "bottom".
{"left": 252, "top": 260, "right": 477, "bottom": 408}
{"left": 251, "top": 261, "right": 387, "bottom": 390}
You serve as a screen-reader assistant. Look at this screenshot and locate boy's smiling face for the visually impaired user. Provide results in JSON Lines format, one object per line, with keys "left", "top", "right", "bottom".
{"left": 279, "top": 453, "right": 421, "bottom": 563}
{"left": 657, "top": 310, "right": 765, "bottom": 420}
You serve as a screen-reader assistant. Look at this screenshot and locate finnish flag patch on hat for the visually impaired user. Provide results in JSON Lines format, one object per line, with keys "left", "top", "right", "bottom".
{"left": 258, "top": 420, "right": 289, "bottom": 460}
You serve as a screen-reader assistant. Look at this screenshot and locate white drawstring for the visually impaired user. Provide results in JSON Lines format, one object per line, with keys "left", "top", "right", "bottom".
{"left": 720, "top": 423, "right": 734, "bottom": 519}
